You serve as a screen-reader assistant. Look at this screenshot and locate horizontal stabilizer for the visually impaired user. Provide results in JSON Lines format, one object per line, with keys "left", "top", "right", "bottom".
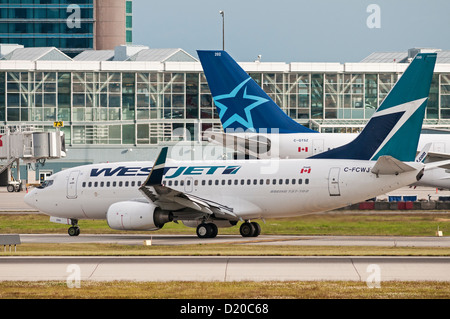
{"left": 371, "top": 156, "right": 418, "bottom": 175}
{"left": 204, "top": 131, "right": 270, "bottom": 158}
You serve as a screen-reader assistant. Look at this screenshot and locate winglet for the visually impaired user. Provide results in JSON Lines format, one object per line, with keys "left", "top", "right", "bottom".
{"left": 415, "top": 143, "right": 431, "bottom": 163}
{"left": 143, "top": 147, "right": 168, "bottom": 186}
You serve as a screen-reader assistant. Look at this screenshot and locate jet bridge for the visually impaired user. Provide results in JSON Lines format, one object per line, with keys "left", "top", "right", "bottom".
{"left": 0, "top": 125, "right": 66, "bottom": 192}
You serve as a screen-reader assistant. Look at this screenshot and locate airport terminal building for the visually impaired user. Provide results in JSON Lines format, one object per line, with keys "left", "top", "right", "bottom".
{"left": 1, "top": 45, "right": 450, "bottom": 182}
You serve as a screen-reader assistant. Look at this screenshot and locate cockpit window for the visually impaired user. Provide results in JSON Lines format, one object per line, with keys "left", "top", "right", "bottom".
{"left": 38, "top": 180, "right": 54, "bottom": 189}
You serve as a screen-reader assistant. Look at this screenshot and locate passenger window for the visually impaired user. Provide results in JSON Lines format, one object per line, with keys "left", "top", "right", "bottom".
{"left": 260, "top": 179, "right": 264, "bottom": 185}
{"left": 279, "top": 179, "right": 283, "bottom": 185}
{"left": 305, "top": 179, "right": 309, "bottom": 184}
{"left": 131, "top": 181, "right": 135, "bottom": 187}
{"left": 299, "top": 179, "right": 302, "bottom": 185}
{"left": 138, "top": 181, "right": 142, "bottom": 186}
{"left": 241, "top": 179, "right": 244, "bottom": 185}
{"left": 292, "top": 179, "right": 296, "bottom": 185}
{"left": 119, "top": 181, "right": 123, "bottom": 187}
{"left": 168, "top": 181, "right": 172, "bottom": 186}
{"left": 113, "top": 181, "right": 117, "bottom": 187}
{"left": 247, "top": 179, "right": 251, "bottom": 185}
{"left": 94, "top": 182, "right": 98, "bottom": 187}
{"left": 221, "top": 180, "right": 225, "bottom": 185}
{"left": 202, "top": 180, "right": 206, "bottom": 186}
{"left": 100, "top": 182, "right": 104, "bottom": 187}
{"left": 194, "top": 180, "right": 198, "bottom": 186}
{"left": 208, "top": 180, "right": 212, "bottom": 186}
{"left": 107, "top": 181, "right": 110, "bottom": 187}
{"left": 228, "top": 180, "right": 232, "bottom": 185}
{"left": 285, "top": 179, "right": 289, "bottom": 185}
{"left": 266, "top": 179, "right": 270, "bottom": 185}
{"left": 234, "top": 180, "right": 238, "bottom": 185}
{"left": 88, "top": 182, "right": 92, "bottom": 187}
{"left": 125, "top": 181, "right": 129, "bottom": 187}
{"left": 82, "top": 182, "right": 86, "bottom": 188}
{"left": 180, "top": 180, "right": 184, "bottom": 186}
{"left": 273, "top": 179, "right": 276, "bottom": 185}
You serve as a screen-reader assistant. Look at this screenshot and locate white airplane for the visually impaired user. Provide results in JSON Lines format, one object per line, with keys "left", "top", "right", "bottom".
{"left": 197, "top": 50, "right": 450, "bottom": 189}
{"left": 25, "top": 52, "right": 447, "bottom": 238}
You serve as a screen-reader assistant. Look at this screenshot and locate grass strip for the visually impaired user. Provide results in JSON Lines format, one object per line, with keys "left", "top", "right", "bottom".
{"left": 1, "top": 280, "right": 450, "bottom": 299}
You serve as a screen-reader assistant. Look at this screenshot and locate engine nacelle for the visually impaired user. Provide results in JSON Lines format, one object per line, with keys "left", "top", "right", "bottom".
{"left": 106, "top": 201, "right": 172, "bottom": 231}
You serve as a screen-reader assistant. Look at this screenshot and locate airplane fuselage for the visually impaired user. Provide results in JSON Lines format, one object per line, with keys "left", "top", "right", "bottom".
{"left": 25, "top": 158, "right": 423, "bottom": 223}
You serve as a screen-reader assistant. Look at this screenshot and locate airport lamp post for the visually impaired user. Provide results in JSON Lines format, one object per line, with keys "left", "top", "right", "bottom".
{"left": 219, "top": 10, "right": 224, "bottom": 50}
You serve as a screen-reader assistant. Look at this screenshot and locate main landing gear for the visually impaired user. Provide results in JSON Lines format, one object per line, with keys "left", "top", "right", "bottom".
{"left": 68, "top": 219, "right": 80, "bottom": 237}
{"left": 195, "top": 221, "right": 261, "bottom": 239}
{"left": 239, "top": 221, "right": 261, "bottom": 238}
{"left": 196, "top": 223, "right": 218, "bottom": 239}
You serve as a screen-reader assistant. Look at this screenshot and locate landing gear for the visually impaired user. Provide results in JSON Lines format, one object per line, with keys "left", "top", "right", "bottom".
{"left": 240, "top": 221, "right": 261, "bottom": 237}
{"left": 196, "top": 223, "right": 218, "bottom": 239}
{"left": 68, "top": 219, "right": 80, "bottom": 237}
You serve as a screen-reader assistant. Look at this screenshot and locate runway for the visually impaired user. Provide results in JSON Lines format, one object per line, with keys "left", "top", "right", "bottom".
{"left": 18, "top": 233, "right": 450, "bottom": 247}
{"left": 1, "top": 256, "right": 450, "bottom": 282}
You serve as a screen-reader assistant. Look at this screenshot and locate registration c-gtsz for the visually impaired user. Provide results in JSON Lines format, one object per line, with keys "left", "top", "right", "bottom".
{"left": 224, "top": 303, "right": 269, "bottom": 314}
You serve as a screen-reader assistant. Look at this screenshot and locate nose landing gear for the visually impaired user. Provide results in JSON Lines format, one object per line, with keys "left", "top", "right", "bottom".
{"left": 68, "top": 219, "right": 80, "bottom": 237}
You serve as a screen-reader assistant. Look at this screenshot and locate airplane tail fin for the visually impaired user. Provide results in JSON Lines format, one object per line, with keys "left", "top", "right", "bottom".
{"left": 311, "top": 52, "right": 437, "bottom": 162}
{"left": 197, "top": 50, "right": 316, "bottom": 133}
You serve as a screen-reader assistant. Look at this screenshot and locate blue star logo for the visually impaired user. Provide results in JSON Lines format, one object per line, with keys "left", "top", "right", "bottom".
{"left": 214, "top": 78, "right": 269, "bottom": 131}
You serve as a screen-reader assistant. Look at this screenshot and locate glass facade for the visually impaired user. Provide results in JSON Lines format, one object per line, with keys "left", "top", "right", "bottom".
{"left": 1, "top": 64, "right": 450, "bottom": 146}
{"left": 0, "top": 0, "right": 94, "bottom": 57}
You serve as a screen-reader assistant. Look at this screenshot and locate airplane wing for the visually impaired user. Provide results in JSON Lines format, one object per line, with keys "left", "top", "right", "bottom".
{"left": 138, "top": 147, "right": 239, "bottom": 221}
{"left": 423, "top": 151, "right": 450, "bottom": 169}
{"left": 203, "top": 130, "right": 271, "bottom": 159}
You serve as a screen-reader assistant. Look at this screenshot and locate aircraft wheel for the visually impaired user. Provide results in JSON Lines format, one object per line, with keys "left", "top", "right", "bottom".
{"left": 196, "top": 223, "right": 218, "bottom": 239}
{"left": 251, "top": 222, "right": 261, "bottom": 237}
{"left": 240, "top": 222, "right": 256, "bottom": 237}
{"left": 68, "top": 226, "right": 80, "bottom": 237}
{"left": 209, "top": 223, "right": 218, "bottom": 238}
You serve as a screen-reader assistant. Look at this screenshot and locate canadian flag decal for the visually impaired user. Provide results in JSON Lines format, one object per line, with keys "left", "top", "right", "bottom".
{"left": 300, "top": 166, "right": 311, "bottom": 174}
{"left": 298, "top": 147, "right": 308, "bottom": 152}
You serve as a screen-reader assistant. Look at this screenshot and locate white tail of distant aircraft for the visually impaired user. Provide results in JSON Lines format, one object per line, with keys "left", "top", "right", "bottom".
{"left": 24, "top": 52, "right": 445, "bottom": 238}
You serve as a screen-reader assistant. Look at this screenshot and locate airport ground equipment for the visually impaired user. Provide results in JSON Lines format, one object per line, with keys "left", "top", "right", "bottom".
{"left": 0, "top": 125, "right": 66, "bottom": 191}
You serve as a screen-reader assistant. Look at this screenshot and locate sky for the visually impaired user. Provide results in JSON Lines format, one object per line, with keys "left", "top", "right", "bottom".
{"left": 133, "top": 0, "right": 450, "bottom": 63}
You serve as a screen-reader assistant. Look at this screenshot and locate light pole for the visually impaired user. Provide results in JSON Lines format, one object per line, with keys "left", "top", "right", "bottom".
{"left": 219, "top": 10, "right": 224, "bottom": 50}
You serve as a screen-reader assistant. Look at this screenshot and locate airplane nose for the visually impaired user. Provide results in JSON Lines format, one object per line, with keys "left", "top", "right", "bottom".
{"left": 24, "top": 189, "right": 37, "bottom": 209}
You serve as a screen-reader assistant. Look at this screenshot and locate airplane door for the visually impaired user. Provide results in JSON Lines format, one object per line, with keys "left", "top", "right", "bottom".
{"left": 184, "top": 177, "right": 193, "bottom": 193}
{"left": 328, "top": 167, "right": 340, "bottom": 196}
{"left": 313, "top": 139, "right": 324, "bottom": 155}
{"left": 67, "top": 170, "right": 80, "bottom": 199}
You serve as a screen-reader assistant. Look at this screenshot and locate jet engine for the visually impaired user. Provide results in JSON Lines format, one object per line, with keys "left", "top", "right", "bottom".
{"left": 106, "top": 201, "right": 172, "bottom": 231}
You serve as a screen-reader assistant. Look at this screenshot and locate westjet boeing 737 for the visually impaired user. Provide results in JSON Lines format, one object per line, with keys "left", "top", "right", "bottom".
{"left": 198, "top": 50, "right": 450, "bottom": 189}
{"left": 25, "top": 52, "right": 446, "bottom": 238}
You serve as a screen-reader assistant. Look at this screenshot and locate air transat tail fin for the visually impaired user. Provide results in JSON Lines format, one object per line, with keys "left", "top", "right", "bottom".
{"left": 311, "top": 52, "right": 437, "bottom": 162}
{"left": 197, "top": 50, "right": 316, "bottom": 133}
